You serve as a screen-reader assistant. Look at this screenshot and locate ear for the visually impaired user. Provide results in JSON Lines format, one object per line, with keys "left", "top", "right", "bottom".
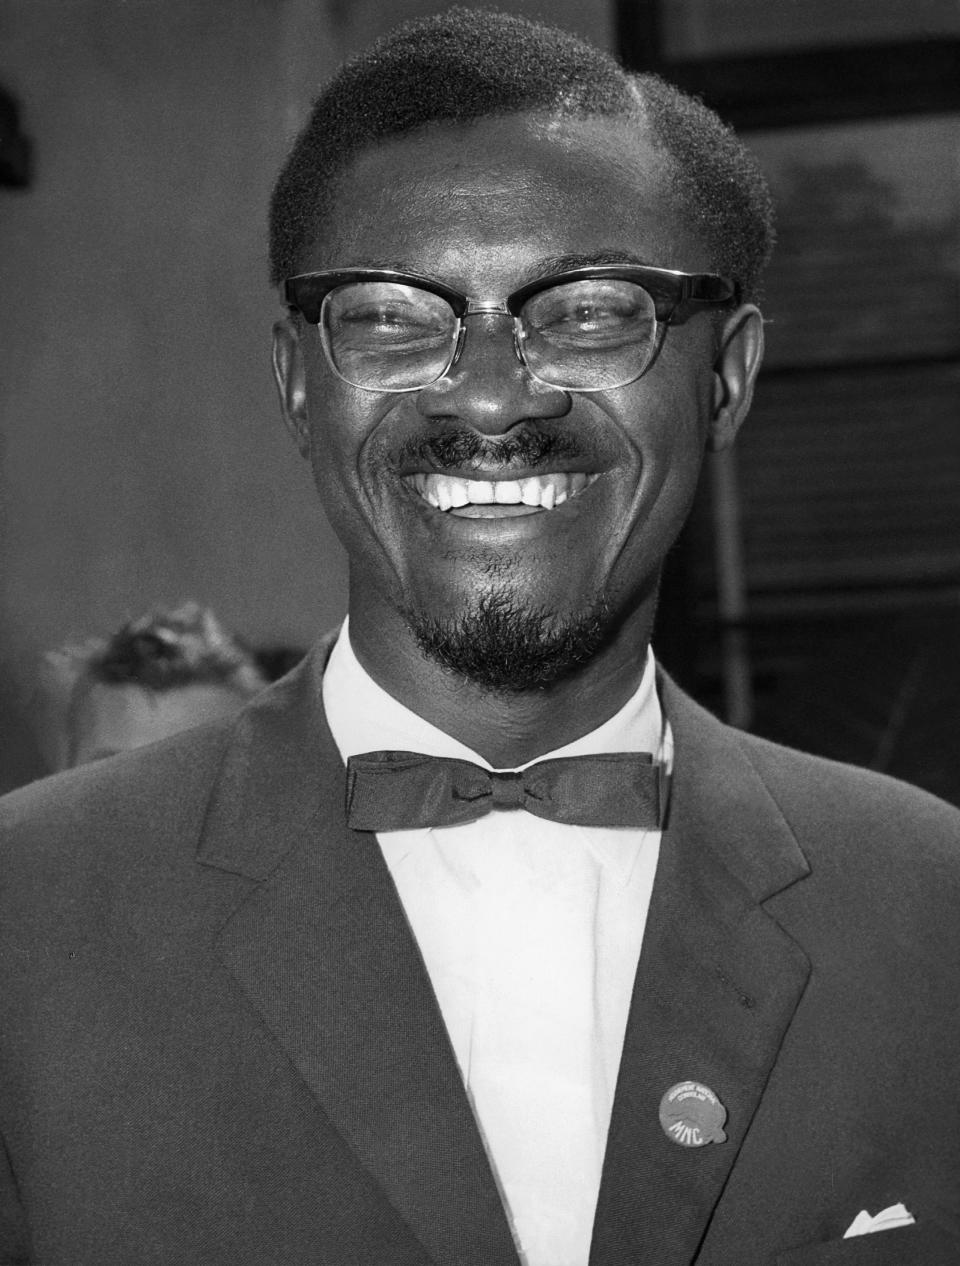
{"left": 707, "top": 304, "right": 764, "bottom": 452}
{"left": 272, "top": 317, "right": 312, "bottom": 458}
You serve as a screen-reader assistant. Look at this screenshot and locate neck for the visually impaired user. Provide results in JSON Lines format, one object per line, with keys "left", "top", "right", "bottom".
{"left": 347, "top": 592, "right": 656, "bottom": 768}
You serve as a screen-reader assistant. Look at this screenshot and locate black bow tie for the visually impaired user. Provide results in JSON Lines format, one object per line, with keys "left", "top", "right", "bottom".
{"left": 345, "top": 750, "right": 666, "bottom": 831}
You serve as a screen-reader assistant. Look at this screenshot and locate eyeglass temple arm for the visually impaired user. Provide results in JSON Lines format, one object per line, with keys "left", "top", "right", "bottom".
{"left": 666, "top": 276, "right": 742, "bottom": 325}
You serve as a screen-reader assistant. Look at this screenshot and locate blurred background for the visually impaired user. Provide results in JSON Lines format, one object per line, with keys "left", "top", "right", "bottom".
{"left": 1, "top": 0, "right": 958, "bottom": 797}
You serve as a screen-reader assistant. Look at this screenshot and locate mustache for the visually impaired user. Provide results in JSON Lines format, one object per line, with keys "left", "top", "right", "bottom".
{"left": 395, "top": 426, "right": 586, "bottom": 472}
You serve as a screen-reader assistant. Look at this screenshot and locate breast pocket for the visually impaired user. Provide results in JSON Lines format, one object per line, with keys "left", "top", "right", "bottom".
{"left": 777, "top": 1222, "right": 959, "bottom": 1265}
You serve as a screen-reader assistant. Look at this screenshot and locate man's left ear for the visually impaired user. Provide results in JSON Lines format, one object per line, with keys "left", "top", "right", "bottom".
{"left": 707, "top": 304, "right": 765, "bottom": 452}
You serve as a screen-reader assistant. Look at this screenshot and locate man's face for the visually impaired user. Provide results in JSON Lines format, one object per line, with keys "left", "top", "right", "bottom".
{"left": 274, "top": 112, "right": 759, "bottom": 687}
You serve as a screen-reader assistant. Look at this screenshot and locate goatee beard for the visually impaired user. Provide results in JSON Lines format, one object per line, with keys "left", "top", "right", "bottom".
{"left": 403, "top": 588, "right": 613, "bottom": 693}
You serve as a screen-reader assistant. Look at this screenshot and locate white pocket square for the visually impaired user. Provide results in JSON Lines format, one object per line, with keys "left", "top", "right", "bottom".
{"left": 844, "top": 1203, "right": 916, "bottom": 1238}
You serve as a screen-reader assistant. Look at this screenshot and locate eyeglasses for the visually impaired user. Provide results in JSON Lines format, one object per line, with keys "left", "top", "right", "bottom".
{"left": 282, "top": 264, "right": 739, "bottom": 394}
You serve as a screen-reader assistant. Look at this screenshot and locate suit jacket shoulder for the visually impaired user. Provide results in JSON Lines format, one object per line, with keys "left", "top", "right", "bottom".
{"left": 662, "top": 672, "right": 960, "bottom": 885}
{"left": 0, "top": 640, "right": 333, "bottom": 889}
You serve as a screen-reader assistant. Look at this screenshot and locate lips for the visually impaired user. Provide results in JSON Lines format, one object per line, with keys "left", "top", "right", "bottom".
{"left": 405, "top": 471, "right": 599, "bottom": 515}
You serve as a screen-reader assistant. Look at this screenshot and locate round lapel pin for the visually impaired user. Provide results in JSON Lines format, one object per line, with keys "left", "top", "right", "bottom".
{"left": 659, "top": 1080, "right": 727, "bottom": 1147}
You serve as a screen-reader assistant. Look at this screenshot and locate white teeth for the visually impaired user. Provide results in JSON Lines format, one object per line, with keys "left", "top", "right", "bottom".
{"left": 411, "top": 471, "right": 597, "bottom": 511}
{"left": 494, "top": 481, "right": 522, "bottom": 504}
{"left": 520, "top": 478, "right": 541, "bottom": 507}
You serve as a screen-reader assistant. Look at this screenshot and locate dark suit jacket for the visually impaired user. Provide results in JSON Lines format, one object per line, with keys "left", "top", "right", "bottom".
{"left": 1, "top": 644, "right": 959, "bottom": 1265}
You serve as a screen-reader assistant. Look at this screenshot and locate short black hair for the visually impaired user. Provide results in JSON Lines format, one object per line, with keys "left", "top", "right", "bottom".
{"left": 269, "top": 7, "right": 774, "bottom": 302}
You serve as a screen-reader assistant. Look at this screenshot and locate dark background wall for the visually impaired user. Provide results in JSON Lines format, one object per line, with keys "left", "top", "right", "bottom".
{"left": 618, "top": 0, "right": 960, "bottom": 802}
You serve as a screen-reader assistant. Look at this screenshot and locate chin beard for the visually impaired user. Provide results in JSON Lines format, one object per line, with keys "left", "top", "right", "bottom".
{"left": 403, "top": 588, "right": 614, "bottom": 693}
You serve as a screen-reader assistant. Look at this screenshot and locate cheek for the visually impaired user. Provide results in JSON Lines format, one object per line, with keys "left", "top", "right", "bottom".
{"left": 620, "top": 361, "right": 713, "bottom": 488}
{"left": 656, "top": 333, "right": 716, "bottom": 424}
{"left": 302, "top": 358, "right": 370, "bottom": 492}
{"left": 609, "top": 355, "right": 715, "bottom": 562}
{"left": 301, "top": 362, "right": 406, "bottom": 553}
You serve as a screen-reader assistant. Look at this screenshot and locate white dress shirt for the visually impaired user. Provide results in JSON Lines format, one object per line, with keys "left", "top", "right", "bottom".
{"left": 323, "top": 621, "right": 670, "bottom": 1266}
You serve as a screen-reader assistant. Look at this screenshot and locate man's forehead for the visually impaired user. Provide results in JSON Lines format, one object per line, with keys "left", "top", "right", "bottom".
{"left": 305, "top": 113, "right": 701, "bottom": 278}
{"left": 336, "top": 109, "right": 664, "bottom": 187}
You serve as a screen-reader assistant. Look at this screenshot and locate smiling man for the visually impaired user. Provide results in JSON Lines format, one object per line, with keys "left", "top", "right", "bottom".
{"left": 2, "top": 10, "right": 960, "bottom": 1266}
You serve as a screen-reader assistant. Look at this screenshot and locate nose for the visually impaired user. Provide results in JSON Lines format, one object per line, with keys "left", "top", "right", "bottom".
{"left": 415, "top": 312, "right": 571, "bottom": 435}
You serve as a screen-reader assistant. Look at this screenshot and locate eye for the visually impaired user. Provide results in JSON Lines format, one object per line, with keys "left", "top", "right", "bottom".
{"left": 325, "top": 284, "right": 452, "bottom": 348}
{"left": 339, "top": 301, "right": 433, "bottom": 332}
{"left": 523, "top": 280, "right": 656, "bottom": 345}
{"left": 563, "top": 300, "right": 627, "bottom": 329}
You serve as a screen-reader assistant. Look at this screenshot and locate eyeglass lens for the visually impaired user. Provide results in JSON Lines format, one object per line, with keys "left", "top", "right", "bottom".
{"left": 320, "top": 278, "right": 659, "bottom": 391}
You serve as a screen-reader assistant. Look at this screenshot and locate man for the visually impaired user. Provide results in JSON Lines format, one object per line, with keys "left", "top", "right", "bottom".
{"left": 37, "top": 602, "right": 267, "bottom": 769}
{"left": 1, "top": 11, "right": 958, "bottom": 1265}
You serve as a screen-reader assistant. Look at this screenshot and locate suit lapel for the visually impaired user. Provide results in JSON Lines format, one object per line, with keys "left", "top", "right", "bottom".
{"left": 590, "top": 678, "right": 812, "bottom": 1265}
{"left": 197, "top": 649, "right": 811, "bottom": 1266}
{"left": 197, "top": 646, "right": 519, "bottom": 1266}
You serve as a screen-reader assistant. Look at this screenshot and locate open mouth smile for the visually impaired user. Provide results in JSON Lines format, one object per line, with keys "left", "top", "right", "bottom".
{"left": 404, "top": 471, "right": 600, "bottom": 517}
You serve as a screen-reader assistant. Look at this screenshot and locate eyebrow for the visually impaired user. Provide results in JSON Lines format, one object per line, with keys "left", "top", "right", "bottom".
{"left": 332, "top": 249, "right": 658, "bottom": 286}
{"left": 526, "top": 250, "right": 655, "bottom": 280}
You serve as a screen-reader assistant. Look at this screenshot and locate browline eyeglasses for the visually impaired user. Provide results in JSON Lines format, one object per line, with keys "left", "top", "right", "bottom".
{"left": 282, "top": 264, "right": 740, "bottom": 394}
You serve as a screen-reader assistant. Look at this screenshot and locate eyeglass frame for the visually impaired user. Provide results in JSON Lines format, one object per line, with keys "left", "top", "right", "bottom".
{"left": 282, "top": 263, "right": 741, "bottom": 394}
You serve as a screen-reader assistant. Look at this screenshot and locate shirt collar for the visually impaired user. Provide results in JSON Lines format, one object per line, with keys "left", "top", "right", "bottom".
{"left": 323, "top": 617, "right": 665, "bottom": 770}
